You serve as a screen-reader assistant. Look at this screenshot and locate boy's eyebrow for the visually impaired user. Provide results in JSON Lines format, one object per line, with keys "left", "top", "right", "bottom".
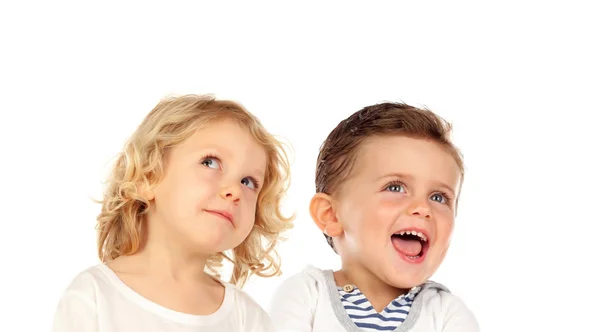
{"left": 432, "top": 181, "right": 456, "bottom": 197}
{"left": 377, "top": 173, "right": 456, "bottom": 197}
{"left": 377, "top": 172, "right": 414, "bottom": 182}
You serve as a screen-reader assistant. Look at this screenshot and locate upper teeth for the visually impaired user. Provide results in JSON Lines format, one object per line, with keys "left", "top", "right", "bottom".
{"left": 397, "top": 230, "right": 428, "bottom": 242}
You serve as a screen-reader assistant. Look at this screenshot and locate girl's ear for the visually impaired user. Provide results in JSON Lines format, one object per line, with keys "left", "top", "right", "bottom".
{"left": 137, "top": 180, "right": 155, "bottom": 201}
{"left": 309, "top": 193, "right": 343, "bottom": 237}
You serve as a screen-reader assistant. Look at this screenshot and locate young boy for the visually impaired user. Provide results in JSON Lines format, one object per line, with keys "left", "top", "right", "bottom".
{"left": 270, "top": 102, "right": 479, "bottom": 331}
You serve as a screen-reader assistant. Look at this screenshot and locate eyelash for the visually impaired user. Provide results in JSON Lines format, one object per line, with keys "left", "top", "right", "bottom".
{"left": 200, "top": 154, "right": 220, "bottom": 169}
{"left": 386, "top": 180, "right": 406, "bottom": 192}
{"left": 432, "top": 192, "right": 451, "bottom": 205}
{"left": 245, "top": 176, "right": 261, "bottom": 191}
{"left": 200, "top": 154, "right": 260, "bottom": 190}
{"left": 201, "top": 153, "right": 218, "bottom": 162}
{"left": 385, "top": 180, "right": 451, "bottom": 205}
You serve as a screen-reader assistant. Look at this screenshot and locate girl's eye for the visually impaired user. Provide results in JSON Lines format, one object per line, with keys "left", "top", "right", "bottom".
{"left": 386, "top": 183, "right": 406, "bottom": 193}
{"left": 430, "top": 193, "right": 447, "bottom": 204}
{"left": 241, "top": 177, "right": 258, "bottom": 190}
{"left": 201, "top": 157, "right": 220, "bottom": 169}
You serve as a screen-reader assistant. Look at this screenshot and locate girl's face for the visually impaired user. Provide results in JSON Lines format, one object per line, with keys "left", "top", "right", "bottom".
{"left": 147, "top": 119, "right": 267, "bottom": 254}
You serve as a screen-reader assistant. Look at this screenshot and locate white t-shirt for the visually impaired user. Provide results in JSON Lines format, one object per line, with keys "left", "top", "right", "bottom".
{"left": 51, "top": 264, "right": 274, "bottom": 332}
{"left": 269, "top": 265, "right": 479, "bottom": 332}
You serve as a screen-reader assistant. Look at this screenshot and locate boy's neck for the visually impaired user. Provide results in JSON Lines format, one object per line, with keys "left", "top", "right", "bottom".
{"left": 334, "top": 263, "right": 410, "bottom": 312}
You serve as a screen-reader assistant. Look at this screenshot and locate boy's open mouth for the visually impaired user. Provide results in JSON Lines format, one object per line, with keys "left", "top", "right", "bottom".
{"left": 391, "top": 230, "right": 429, "bottom": 261}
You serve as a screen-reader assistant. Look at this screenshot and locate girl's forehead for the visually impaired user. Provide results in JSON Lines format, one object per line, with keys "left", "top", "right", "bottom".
{"left": 173, "top": 122, "right": 267, "bottom": 161}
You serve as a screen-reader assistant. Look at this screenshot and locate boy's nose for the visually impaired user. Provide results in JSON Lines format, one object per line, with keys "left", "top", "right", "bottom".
{"left": 411, "top": 208, "right": 431, "bottom": 219}
{"left": 407, "top": 199, "right": 432, "bottom": 219}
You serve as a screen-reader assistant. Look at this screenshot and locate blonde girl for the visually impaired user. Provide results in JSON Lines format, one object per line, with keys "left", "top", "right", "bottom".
{"left": 52, "top": 94, "right": 293, "bottom": 332}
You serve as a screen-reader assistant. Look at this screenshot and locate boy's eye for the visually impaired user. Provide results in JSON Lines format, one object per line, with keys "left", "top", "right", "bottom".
{"left": 386, "top": 183, "right": 406, "bottom": 193}
{"left": 241, "top": 177, "right": 258, "bottom": 189}
{"left": 430, "top": 193, "right": 446, "bottom": 204}
{"left": 201, "top": 157, "right": 220, "bottom": 169}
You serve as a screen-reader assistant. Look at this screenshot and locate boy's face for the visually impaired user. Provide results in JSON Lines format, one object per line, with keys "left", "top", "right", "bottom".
{"left": 331, "top": 135, "right": 461, "bottom": 289}
{"left": 148, "top": 119, "right": 267, "bottom": 255}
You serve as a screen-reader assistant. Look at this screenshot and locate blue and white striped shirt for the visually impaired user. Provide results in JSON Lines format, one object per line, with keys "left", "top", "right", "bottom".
{"left": 337, "top": 285, "right": 422, "bottom": 331}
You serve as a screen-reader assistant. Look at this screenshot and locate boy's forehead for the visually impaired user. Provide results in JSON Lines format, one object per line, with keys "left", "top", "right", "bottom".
{"left": 355, "top": 135, "right": 417, "bottom": 161}
{"left": 352, "top": 135, "right": 461, "bottom": 186}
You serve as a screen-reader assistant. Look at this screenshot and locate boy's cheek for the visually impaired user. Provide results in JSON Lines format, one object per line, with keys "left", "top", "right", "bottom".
{"left": 436, "top": 225, "right": 454, "bottom": 249}
{"left": 436, "top": 246, "right": 450, "bottom": 264}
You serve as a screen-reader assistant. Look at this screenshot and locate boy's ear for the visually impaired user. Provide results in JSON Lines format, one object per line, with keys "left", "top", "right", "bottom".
{"left": 309, "top": 193, "right": 343, "bottom": 237}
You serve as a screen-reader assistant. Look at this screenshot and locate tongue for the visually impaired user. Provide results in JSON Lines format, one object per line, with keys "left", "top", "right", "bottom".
{"left": 392, "top": 237, "right": 422, "bottom": 256}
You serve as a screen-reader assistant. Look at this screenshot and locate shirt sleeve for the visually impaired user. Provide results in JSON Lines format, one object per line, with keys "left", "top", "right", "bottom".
{"left": 269, "top": 273, "right": 317, "bottom": 332}
{"left": 51, "top": 291, "right": 98, "bottom": 332}
{"left": 442, "top": 294, "right": 480, "bottom": 332}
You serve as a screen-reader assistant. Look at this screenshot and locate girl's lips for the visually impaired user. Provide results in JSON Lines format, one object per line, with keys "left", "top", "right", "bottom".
{"left": 204, "top": 209, "right": 234, "bottom": 225}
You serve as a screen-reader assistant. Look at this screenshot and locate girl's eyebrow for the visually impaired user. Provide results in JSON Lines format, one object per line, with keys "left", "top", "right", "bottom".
{"left": 193, "top": 144, "right": 233, "bottom": 156}
{"left": 192, "top": 143, "right": 264, "bottom": 178}
{"left": 251, "top": 168, "right": 265, "bottom": 179}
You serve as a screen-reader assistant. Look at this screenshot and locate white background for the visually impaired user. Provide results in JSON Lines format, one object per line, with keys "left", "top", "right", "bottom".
{"left": 1, "top": 1, "right": 599, "bottom": 331}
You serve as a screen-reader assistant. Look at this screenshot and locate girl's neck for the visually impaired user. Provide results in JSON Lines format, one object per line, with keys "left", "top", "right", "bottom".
{"left": 106, "top": 248, "right": 225, "bottom": 316}
{"left": 130, "top": 213, "right": 215, "bottom": 284}
{"left": 134, "top": 242, "right": 212, "bottom": 284}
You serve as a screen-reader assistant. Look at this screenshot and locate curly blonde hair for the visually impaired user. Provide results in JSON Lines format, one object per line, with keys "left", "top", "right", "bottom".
{"left": 96, "top": 94, "right": 294, "bottom": 287}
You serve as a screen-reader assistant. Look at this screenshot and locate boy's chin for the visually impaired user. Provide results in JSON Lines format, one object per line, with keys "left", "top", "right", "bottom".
{"left": 388, "top": 278, "right": 427, "bottom": 290}
{"left": 380, "top": 268, "right": 431, "bottom": 290}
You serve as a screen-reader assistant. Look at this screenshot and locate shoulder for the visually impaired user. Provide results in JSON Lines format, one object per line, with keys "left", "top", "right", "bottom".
{"left": 225, "top": 284, "right": 275, "bottom": 331}
{"left": 272, "top": 265, "right": 326, "bottom": 301}
{"left": 59, "top": 264, "right": 113, "bottom": 302}
{"left": 52, "top": 265, "right": 112, "bottom": 331}
{"left": 228, "top": 283, "right": 265, "bottom": 310}
{"left": 270, "top": 265, "right": 327, "bottom": 311}
{"left": 275, "top": 265, "right": 326, "bottom": 290}
{"left": 418, "top": 281, "right": 480, "bottom": 331}
{"left": 268, "top": 266, "right": 332, "bottom": 331}
{"left": 419, "top": 281, "right": 470, "bottom": 310}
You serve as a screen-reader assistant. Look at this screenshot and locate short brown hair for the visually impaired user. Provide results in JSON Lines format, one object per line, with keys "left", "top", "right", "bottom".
{"left": 315, "top": 102, "right": 464, "bottom": 251}
{"left": 96, "top": 94, "right": 293, "bottom": 287}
